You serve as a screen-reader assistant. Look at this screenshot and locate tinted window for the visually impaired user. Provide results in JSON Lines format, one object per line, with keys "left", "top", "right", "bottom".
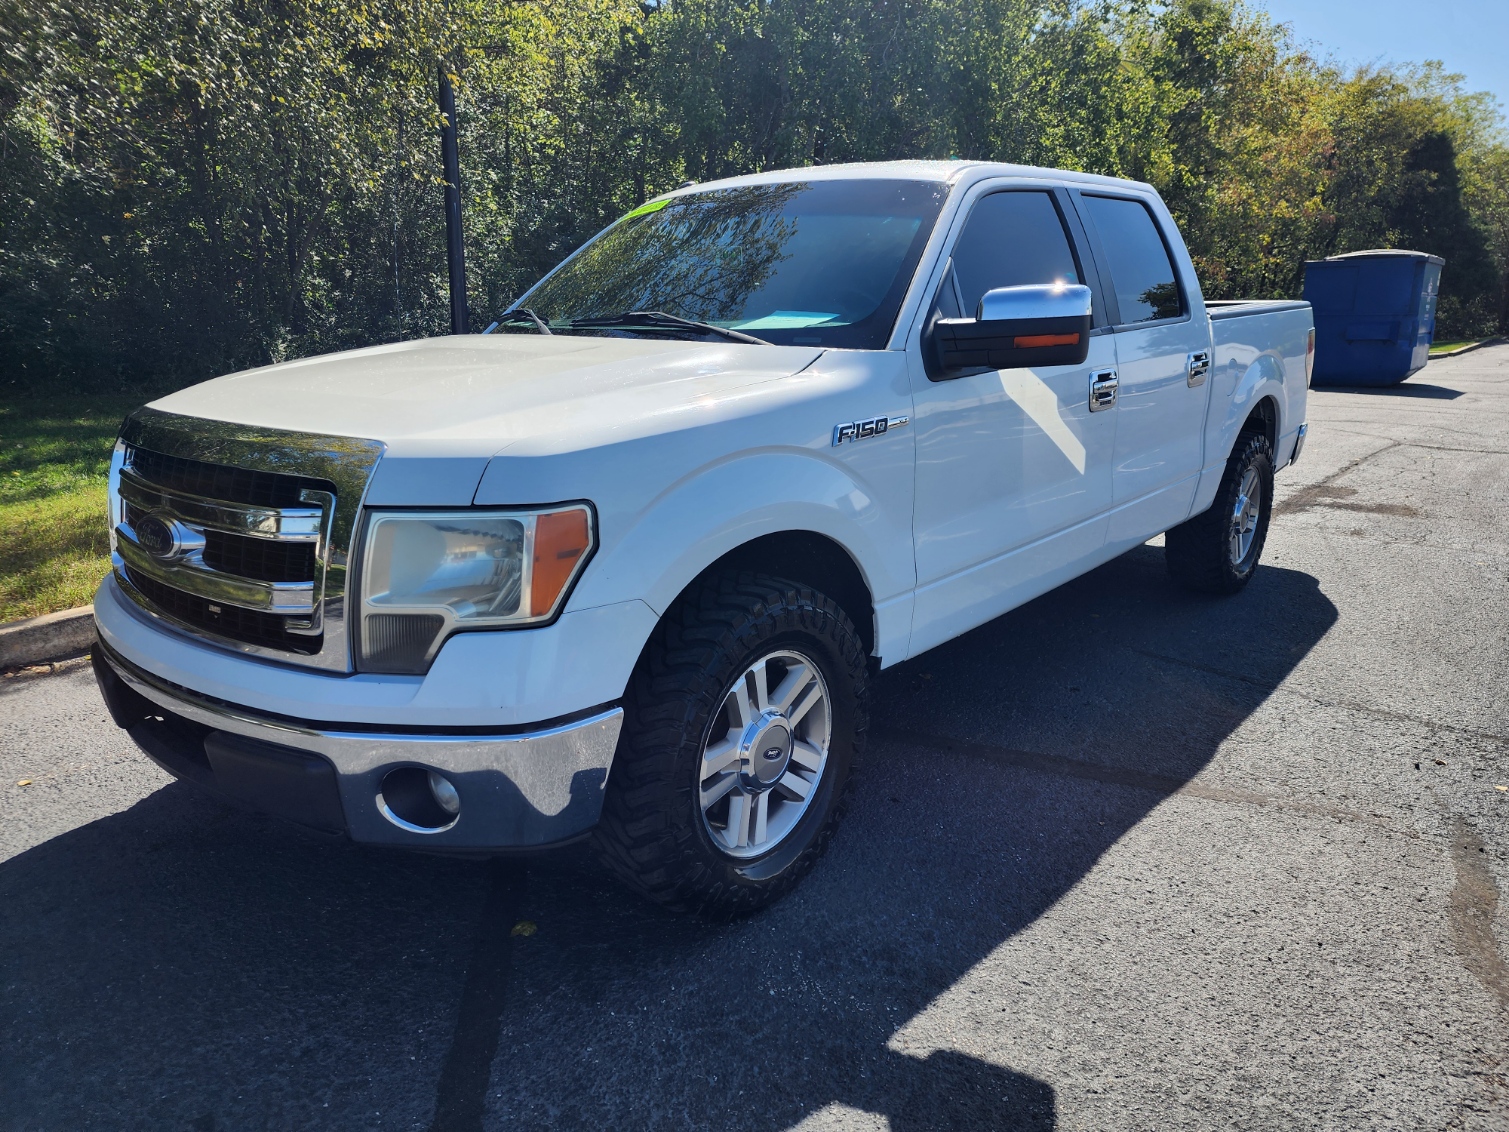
{"left": 1081, "top": 196, "right": 1183, "bottom": 323}
{"left": 520, "top": 180, "right": 948, "bottom": 349}
{"left": 949, "top": 191, "right": 1082, "bottom": 317}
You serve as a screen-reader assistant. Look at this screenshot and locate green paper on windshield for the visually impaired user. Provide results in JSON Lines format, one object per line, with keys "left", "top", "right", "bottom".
{"left": 620, "top": 198, "right": 671, "bottom": 222}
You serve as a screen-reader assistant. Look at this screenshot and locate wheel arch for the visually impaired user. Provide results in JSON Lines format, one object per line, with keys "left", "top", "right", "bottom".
{"left": 1225, "top": 350, "right": 1285, "bottom": 456}
{"left": 685, "top": 530, "right": 877, "bottom": 658}
{"left": 1243, "top": 393, "right": 1280, "bottom": 449}
{"left": 1191, "top": 352, "right": 1286, "bottom": 519}
{"left": 570, "top": 447, "right": 911, "bottom": 674}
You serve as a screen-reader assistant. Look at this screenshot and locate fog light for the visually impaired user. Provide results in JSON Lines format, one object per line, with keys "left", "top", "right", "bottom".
{"left": 377, "top": 766, "right": 461, "bottom": 833}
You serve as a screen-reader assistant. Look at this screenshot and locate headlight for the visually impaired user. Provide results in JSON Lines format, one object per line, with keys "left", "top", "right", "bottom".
{"left": 357, "top": 504, "right": 595, "bottom": 674}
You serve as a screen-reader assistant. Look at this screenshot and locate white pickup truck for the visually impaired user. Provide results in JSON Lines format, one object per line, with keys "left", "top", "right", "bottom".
{"left": 93, "top": 161, "right": 1313, "bottom": 915}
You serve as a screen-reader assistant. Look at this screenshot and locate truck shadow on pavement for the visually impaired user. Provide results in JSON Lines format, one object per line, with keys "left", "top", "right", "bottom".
{"left": 1311, "top": 381, "right": 1464, "bottom": 399}
{"left": 0, "top": 545, "right": 1337, "bottom": 1131}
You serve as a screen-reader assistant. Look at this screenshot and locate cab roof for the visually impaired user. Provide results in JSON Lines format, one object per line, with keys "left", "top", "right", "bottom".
{"left": 661, "top": 159, "right": 1155, "bottom": 199}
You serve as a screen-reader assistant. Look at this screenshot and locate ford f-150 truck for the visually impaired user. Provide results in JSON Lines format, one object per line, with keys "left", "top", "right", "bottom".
{"left": 93, "top": 161, "right": 1313, "bottom": 916}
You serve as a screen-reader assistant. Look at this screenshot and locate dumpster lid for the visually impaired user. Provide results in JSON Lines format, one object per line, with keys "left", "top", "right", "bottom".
{"left": 1316, "top": 249, "right": 1445, "bottom": 264}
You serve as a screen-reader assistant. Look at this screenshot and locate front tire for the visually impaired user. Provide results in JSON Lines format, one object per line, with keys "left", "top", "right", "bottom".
{"left": 595, "top": 572, "right": 869, "bottom": 918}
{"left": 1165, "top": 431, "right": 1274, "bottom": 594}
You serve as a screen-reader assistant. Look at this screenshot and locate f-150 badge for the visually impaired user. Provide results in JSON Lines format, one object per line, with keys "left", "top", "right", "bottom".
{"left": 832, "top": 415, "right": 910, "bottom": 446}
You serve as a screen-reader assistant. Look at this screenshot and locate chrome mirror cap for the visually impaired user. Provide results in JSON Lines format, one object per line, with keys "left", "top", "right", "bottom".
{"left": 977, "top": 283, "right": 1092, "bottom": 323}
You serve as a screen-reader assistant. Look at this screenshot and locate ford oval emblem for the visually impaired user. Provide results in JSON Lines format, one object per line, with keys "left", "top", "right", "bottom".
{"left": 135, "top": 513, "right": 177, "bottom": 559}
{"left": 761, "top": 745, "right": 785, "bottom": 762}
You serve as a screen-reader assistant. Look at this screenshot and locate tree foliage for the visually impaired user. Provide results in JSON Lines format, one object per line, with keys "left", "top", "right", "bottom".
{"left": 2, "top": 0, "right": 1505, "bottom": 396}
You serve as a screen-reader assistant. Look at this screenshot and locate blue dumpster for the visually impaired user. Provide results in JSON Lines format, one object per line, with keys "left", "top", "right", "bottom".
{"left": 1302, "top": 250, "right": 1444, "bottom": 386}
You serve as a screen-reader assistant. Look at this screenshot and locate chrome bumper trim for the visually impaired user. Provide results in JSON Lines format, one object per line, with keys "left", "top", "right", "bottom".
{"left": 98, "top": 642, "right": 623, "bottom": 849}
{"left": 119, "top": 467, "right": 325, "bottom": 541}
{"left": 107, "top": 564, "right": 329, "bottom": 664}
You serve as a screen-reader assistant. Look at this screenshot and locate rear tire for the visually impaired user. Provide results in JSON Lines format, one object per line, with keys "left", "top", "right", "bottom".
{"left": 594, "top": 571, "right": 868, "bottom": 918}
{"left": 1165, "top": 431, "right": 1274, "bottom": 594}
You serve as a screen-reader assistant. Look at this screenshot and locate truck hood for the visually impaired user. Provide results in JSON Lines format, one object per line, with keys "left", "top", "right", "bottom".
{"left": 150, "top": 334, "right": 827, "bottom": 461}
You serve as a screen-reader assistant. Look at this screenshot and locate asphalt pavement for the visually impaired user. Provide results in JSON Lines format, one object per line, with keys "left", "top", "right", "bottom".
{"left": 3, "top": 347, "right": 1507, "bottom": 1131}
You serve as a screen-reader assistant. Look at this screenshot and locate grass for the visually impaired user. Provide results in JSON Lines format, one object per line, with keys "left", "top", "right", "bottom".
{"left": 1429, "top": 339, "right": 1479, "bottom": 355}
{"left": 0, "top": 396, "right": 144, "bottom": 623}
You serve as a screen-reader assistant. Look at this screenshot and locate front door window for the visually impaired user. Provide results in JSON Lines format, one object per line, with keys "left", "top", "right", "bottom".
{"left": 906, "top": 188, "right": 1119, "bottom": 658}
{"left": 947, "top": 191, "right": 1084, "bottom": 317}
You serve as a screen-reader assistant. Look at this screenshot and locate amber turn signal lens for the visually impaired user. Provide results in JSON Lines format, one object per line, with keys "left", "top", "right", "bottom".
{"left": 1013, "top": 333, "right": 1080, "bottom": 348}
{"left": 531, "top": 509, "right": 592, "bottom": 615}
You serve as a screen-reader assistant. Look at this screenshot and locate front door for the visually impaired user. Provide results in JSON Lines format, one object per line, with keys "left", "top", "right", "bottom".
{"left": 907, "top": 186, "right": 1119, "bottom": 657}
{"left": 1074, "top": 193, "right": 1211, "bottom": 547}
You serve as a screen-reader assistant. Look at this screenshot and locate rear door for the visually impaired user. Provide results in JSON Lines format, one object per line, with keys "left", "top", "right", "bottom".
{"left": 1073, "top": 193, "right": 1212, "bottom": 546}
{"left": 906, "top": 185, "right": 1119, "bottom": 656}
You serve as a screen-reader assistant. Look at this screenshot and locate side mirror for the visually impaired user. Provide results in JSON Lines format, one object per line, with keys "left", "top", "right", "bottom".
{"left": 928, "top": 283, "right": 1092, "bottom": 378}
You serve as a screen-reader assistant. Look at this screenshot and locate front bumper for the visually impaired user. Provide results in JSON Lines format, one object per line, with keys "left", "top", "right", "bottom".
{"left": 93, "top": 572, "right": 657, "bottom": 729}
{"left": 94, "top": 640, "right": 623, "bottom": 850}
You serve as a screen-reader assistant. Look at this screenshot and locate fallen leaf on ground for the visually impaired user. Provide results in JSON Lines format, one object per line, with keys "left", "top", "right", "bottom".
{"left": 511, "top": 921, "right": 538, "bottom": 937}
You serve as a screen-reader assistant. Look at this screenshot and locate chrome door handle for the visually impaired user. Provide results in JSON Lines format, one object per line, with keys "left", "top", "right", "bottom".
{"left": 1187, "top": 350, "right": 1211, "bottom": 387}
{"left": 1089, "top": 369, "right": 1118, "bottom": 412}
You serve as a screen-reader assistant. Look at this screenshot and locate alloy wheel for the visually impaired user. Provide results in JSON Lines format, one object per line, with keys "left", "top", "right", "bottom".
{"left": 1229, "top": 465, "right": 1262, "bottom": 567}
{"left": 698, "top": 649, "right": 831, "bottom": 859}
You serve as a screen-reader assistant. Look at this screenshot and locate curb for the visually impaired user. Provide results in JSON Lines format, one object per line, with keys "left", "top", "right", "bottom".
{"left": 0, "top": 605, "right": 95, "bottom": 668}
{"left": 1432, "top": 337, "right": 1505, "bottom": 358}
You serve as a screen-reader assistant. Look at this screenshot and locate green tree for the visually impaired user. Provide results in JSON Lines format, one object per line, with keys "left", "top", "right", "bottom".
{"left": 2, "top": 0, "right": 1505, "bottom": 398}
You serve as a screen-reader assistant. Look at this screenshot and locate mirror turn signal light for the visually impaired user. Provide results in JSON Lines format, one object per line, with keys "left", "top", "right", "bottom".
{"left": 1013, "top": 332, "right": 1081, "bottom": 349}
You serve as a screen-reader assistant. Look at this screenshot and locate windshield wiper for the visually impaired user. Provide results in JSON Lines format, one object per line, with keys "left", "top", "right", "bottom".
{"left": 484, "top": 308, "right": 552, "bottom": 335}
{"left": 568, "top": 310, "right": 767, "bottom": 345}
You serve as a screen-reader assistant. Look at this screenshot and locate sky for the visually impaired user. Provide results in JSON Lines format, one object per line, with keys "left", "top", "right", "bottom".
{"left": 1254, "top": 0, "right": 1509, "bottom": 116}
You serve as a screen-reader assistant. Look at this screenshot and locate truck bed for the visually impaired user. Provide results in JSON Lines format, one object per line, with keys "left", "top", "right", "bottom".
{"left": 1204, "top": 299, "right": 1312, "bottom": 473}
{"left": 1205, "top": 299, "right": 1310, "bottom": 321}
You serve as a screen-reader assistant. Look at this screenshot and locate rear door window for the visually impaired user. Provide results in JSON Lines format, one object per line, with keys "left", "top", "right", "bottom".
{"left": 950, "top": 191, "right": 1083, "bottom": 318}
{"left": 1080, "top": 196, "right": 1183, "bottom": 324}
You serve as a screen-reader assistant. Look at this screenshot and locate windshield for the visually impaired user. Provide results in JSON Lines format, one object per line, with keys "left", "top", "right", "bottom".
{"left": 515, "top": 179, "right": 950, "bottom": 349}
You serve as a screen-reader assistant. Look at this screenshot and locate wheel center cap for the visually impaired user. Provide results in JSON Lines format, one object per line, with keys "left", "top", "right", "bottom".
{"left": 741, "top": 710, "right": 793, "bottom": 788}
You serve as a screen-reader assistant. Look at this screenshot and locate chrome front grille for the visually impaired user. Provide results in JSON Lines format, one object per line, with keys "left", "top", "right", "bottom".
{"left": 111, "top": 409, "right": 385, "bottom": 671}
{"left": 116, "top": 463, "right": 332, "bottom": 618}
{"left": 125, "top": 445, "right": 332, "bottom": 510}
{"left": 201, "top": 527, "right": 318, "bottom": 583}
{"left": 122, "top": 498, "right": 317, "bottom": 582}
{"left": 123, "top": 566, "right": 325, "bottom": 654}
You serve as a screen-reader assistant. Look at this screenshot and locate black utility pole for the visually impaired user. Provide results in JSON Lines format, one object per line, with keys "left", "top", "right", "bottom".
{"left": 438, "top": 67, "right": 468, "bottom": 335}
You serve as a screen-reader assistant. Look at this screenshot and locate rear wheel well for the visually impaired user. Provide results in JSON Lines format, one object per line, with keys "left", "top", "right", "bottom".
{"left": 685, "top": 532, "right": 876, "bottom": 658}
{"left": 1243, "top": 396, "right": 1279, "bottom": 448}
